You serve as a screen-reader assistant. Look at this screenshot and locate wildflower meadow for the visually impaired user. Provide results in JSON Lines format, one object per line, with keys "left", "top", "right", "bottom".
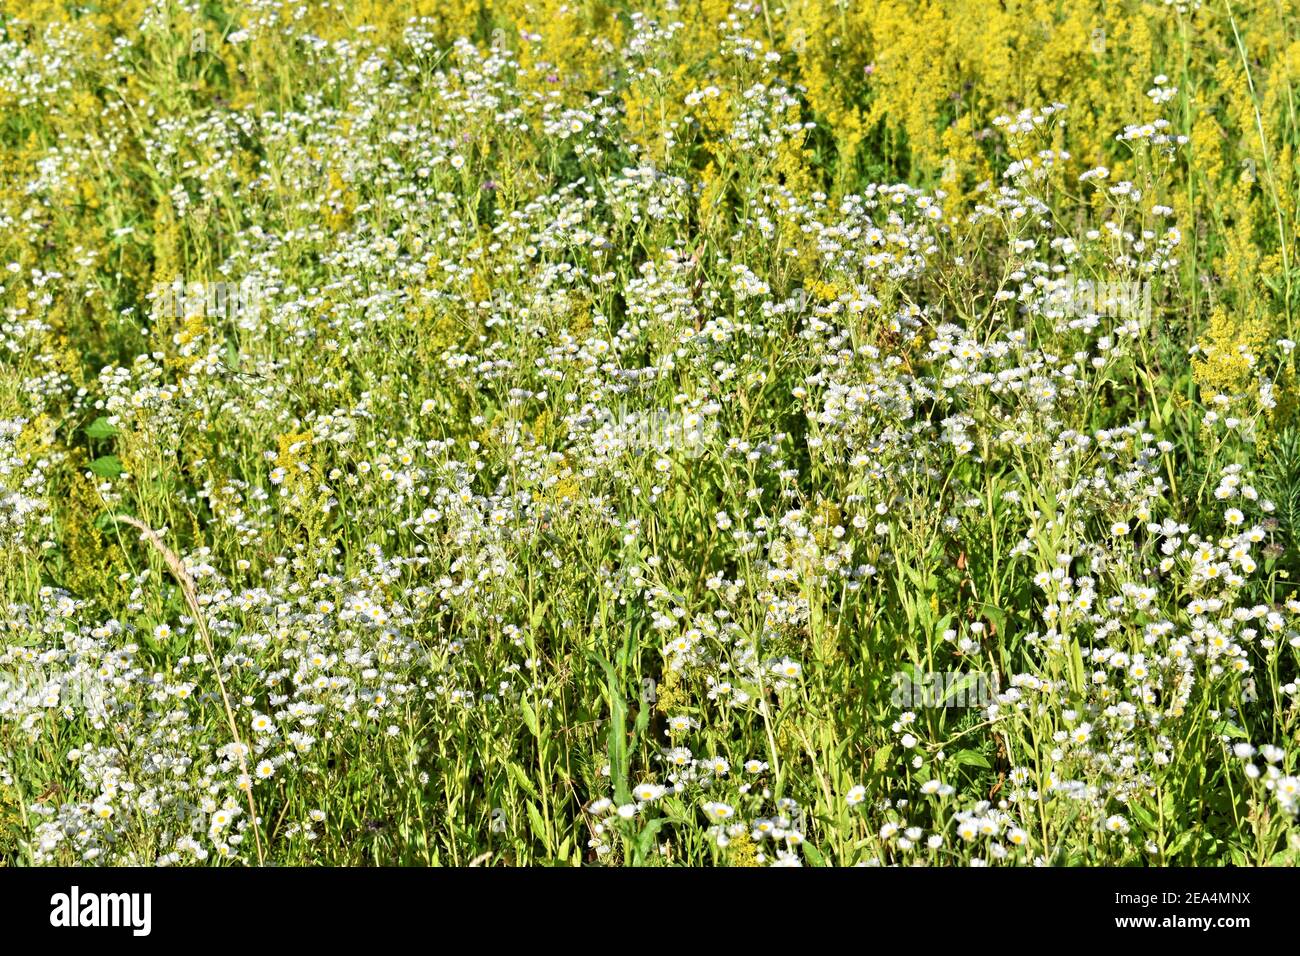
{"left": 2, "top": 0, "right": 1299, "bottom": 869}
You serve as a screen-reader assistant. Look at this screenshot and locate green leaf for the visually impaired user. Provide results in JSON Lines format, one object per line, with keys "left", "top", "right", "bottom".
{"left": 506, "top": 761, "right": 540, "bottom": 801}
{"left": 529, "top": 599, "right": 549, "bottom": 630}
{"left": 1167, "top": 829, "right": 1197, "bottom": 859}
{"left": 1213, "top": 720, "right": 1249, "bottom": 740}
{"left": 590, "top": 653, "right": 630, "bottom": 805}
{"left": 802, "top": 842, "right": 827, "bottom": 867}
{"left": 978, "top": 605, "right": 1006, "bottom": 636}
{"left": 520, "top": 697, "right": 540, "bottom": 738}
{"left": 946, "top": 749, "right": 991, "bottom": 770}
{"left": 630, "top": 698, "right": 651, "bottom": 752}
{"left": 1129, "top": 802, "right": 1156, "bottom": 832}
{"left": 1268, "top": 845, "right": 1300, "bottom": 866}
{"left": 872, "top": 744, "right": 894, "bottom": 774}
{"left": 526, "top": 801, "right": 547, "bottom": 844}
{"left": 902, "top": 562, "right": 930, "bottom": 592}
{"left": 939, "top": 671, "right": 987, "bottom": 707}
{"left": 635, "top": 816, "right": 667, "bottom": 861}
{"left": 89, "top": 455, "right": 124, "bottom": 477}
{"left": 1047, "top": 804, "right": 1084, "bottom": 866}
{"left": 84, "top": 417, "right": 119, "bottom": 440}
{"left": 1066, "top": 639, "right": 1086, "bottom": 697}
